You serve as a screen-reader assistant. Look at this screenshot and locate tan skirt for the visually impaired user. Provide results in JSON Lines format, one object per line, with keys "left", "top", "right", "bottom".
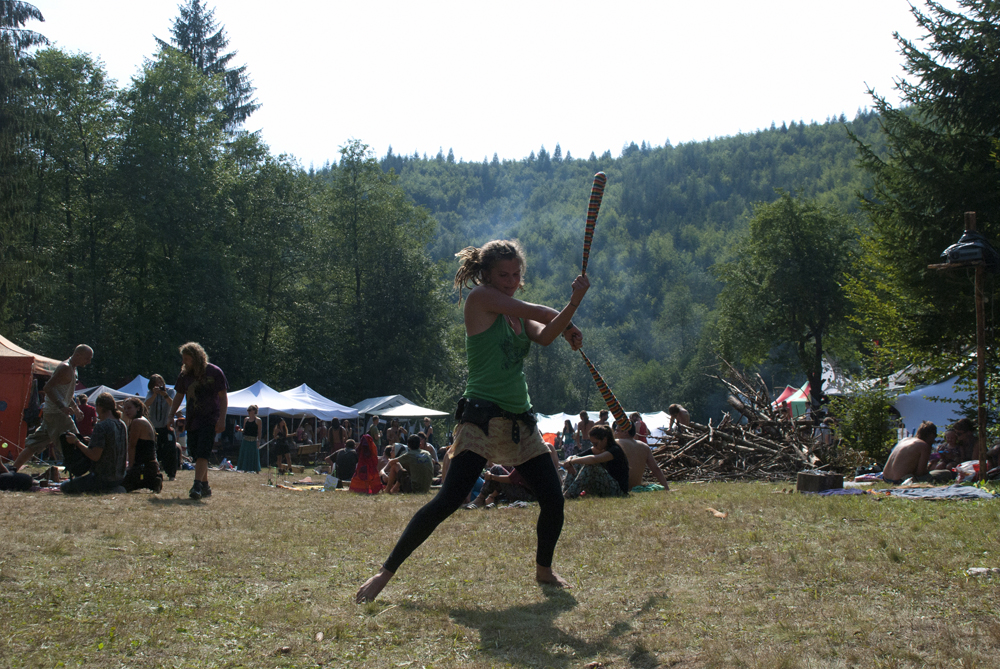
{"left": 449, "top": 417, "right": 549, "bottom": 467}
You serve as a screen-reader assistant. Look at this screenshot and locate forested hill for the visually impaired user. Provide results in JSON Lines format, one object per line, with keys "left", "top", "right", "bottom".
{"left": 368, "top": 111, "right": 885, "bottom": 418}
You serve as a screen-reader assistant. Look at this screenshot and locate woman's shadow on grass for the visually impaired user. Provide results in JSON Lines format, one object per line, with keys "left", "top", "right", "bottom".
{"left": 446, "top": 588, "right": 635, "bottom": 668}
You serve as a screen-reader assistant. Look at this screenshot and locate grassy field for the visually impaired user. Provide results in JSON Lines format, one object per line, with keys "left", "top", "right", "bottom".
{"left": 3, "top": 469, "right": 1000, "bottom": 668}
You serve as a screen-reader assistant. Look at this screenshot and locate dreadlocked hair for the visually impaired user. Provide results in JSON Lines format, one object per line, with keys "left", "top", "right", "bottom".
{"left": 95, "top": 392, "right": 121, "bottom": 421}
{"left": 453, "top": 240, "right": 526, "bottom": 301}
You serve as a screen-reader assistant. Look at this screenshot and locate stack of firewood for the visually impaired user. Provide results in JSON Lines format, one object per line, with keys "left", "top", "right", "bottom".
{"left": 648, "top": 361, "right": 841, "bottom": 482}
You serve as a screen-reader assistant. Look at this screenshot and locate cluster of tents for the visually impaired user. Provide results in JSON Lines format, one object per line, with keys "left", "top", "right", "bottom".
{"left": 0, "top": 334, "right": 975, "bottom": 461}
{"left": 80, "top": 376, "right": 449, "bottom": 429}
{"left": 534, "top": 412, "right": 675, "bottom": 438}
{"left": 0, "top": 334, "right": 450, "bottom": 460}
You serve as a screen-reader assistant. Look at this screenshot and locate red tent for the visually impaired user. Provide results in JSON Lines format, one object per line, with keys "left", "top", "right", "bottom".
{"left": 0, "top": 335, "right": 60, "bottom": 459}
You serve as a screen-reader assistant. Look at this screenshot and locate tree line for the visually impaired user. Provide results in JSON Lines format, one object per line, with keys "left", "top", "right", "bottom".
{"left": 1, "top": 1, "right": 451, "bottom": 406}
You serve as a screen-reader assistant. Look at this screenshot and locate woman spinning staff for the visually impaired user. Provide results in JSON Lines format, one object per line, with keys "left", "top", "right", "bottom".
{"left": 356, "top": 240, "right": 589, "bottom": 602}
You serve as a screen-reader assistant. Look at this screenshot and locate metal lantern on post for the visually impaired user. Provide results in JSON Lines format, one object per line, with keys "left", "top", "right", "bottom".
{"left": 928, "top": 212, "right": 998, "bottom": 481}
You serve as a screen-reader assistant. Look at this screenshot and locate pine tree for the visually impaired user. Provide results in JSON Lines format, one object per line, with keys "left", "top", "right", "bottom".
{"left": 849, "top": 0, "right": 1000, "bottom": 368}
{"left": 156, "top": 0, "right": 258, "bottom": 132}
{"left": 0, "top": 1, "right": 47, "bottom": 326}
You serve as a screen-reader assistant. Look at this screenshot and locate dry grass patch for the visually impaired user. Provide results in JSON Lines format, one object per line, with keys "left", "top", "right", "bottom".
{"left": 2, "top": 472, "right": 1000, "bottom": 667}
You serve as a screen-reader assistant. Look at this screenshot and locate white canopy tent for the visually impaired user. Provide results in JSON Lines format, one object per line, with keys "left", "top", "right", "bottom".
{"left": 535, "top": 410, "right": 669, "bottom": 436}
{"left": 228, "top": 381, "right": 362, "bottom": 422}
{"left": 642, "top": 411, "right": 672, "bottom": 436}
{"left": 81, "top": 385, "right": 147, "bottom": 404}
{"left": 535, "top": 412, "right": 579, "bottom": 435}
{"left": 351, "top": 395, "right": 414, "bottom": 416}
{"left": 893, "top": 376, "right": 970, "bottom": 434}
{"left": 379, "top": 402, "right": 448, "bottom": 418}
{"left": 280, "top": 384, "right": 358, "bottom": 421}
{"left": 226, "top": 381, "right": 304, "bottom": 417}
{"left": 116, "top": 374, "right": 177, "bottom": 396}
{"left": 116, "top": 375, "right": 150, "bottom": 396}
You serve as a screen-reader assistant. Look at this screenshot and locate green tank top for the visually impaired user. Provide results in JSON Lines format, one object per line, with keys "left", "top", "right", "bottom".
{"left": 463, "top": 314, "right": 532, "bottom": 413}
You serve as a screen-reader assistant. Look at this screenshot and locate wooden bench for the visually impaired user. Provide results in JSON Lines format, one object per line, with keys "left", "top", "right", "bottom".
{"left": 294, "top": 443, "right": 321, "bottom": 465}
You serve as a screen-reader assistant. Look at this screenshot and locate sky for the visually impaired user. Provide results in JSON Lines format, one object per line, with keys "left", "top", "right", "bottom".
{"left": 34, "top": 0, "right": 934, "bottom": 169}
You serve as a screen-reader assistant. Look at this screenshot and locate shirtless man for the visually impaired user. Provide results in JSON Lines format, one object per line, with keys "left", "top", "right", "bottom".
{"left": 667, "top": 404, "right": 690, "bottom": 431}
{"left": 328, "top": 418, "right": 346, "bottom": 453}
{"left": 9, "top": 345, "right": 93, "bottom": 472}
{"left": 614, "top": 424, "right": 669, "bottom": 490}
{"left": 595, "top": 410, "right": 610, "bottom": 427}
{"left": 576, "top": 411, "right": 594, "bottom": 452}
{"left": 882, "top": 421, "right": 937, "bottom": 484}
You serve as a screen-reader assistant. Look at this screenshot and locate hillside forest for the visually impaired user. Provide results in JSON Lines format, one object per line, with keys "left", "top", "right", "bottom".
{"left": 3, "top": 0, "right": 999, "bottom": 438}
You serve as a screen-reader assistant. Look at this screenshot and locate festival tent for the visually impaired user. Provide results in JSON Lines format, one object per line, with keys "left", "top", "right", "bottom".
{"left": 351, "top": 395, "right": 415, "bottom": 417}
{"left": 379, "top": 402, "right": 449, "bottom": 418}
{"left": 535, "top": 412, "right": 578, "bottom": 435}
{"left": 893, "top": 377, "right": 970, "bottom": 434}
{"left": 642, "top": 411, "right": 672, "bottom": 435}
{"left": 771, "top": 381, "right": 811, "bottom": 419}
{"left": 116, "top": 374, "right": 175, "bottom": 396}
{"left": 0, "top": 335, "right": 60, "bottom": 454}
{"left": 279, "top": 384, "right": 359, "bottom": 421}
{"left": 81, "top": 385, "right": 140, "bottom": 404}
{"left": 117, "top": 374, "right": 149, "bottom": 396}
{"left": 225, "top": 381, "right": 303, "bottom": 417}
{"left": 539, "top": 410, "right": 668, "bottom": 437}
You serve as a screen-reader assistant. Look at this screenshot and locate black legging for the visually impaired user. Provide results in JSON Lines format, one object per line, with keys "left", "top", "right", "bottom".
{"left": 383, "top": 449, "right": 564, "bottom": 573}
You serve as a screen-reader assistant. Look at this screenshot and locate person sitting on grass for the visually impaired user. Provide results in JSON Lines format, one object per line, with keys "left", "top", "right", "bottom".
{"left": 349, "top": 434, "right": 384, "bottom": 494}
{"left": 121, "top": 397, "right": 163, "bottom": 493}
{"left": 614, "top": 423, "right": 669, "bottom": 491}
{"left": 466, "top": 463, "right": 536, "bottom": 508}
{"left": 327, "top": 439, "right": 358, "bottom": 488}
{"left": 952, "top": 418, "right": 979, "bottom": 463}
{"left": 561, "top": 424, "right": 630, "bottom": 499}
{"left": 417, "top": 431, "right": 440, "bottom": 475}
{"left": 381, "top": 434, "right": 434, "bottom": 494}
{"left": 60, "top": 392, "right": 127, "bottom": 494}
{"left": 882, "top": 421, "right": 939, "bottom": 484}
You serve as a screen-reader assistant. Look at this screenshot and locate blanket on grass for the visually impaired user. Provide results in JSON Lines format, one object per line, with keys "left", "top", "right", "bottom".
{"left": 889, "top": 485, "right": 997, "bottom": 501}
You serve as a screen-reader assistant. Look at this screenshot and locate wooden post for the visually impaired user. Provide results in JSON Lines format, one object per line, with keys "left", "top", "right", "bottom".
{"left": 967, "top": 212, "right": 989, "bottom": 481}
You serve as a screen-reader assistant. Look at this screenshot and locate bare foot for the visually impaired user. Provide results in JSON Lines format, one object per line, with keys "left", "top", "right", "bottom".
{"left": 535, "top": 565, "right": 570, "bottom": 588}
{"left": 356, "top": 567, "right": 394, "bottom": 603}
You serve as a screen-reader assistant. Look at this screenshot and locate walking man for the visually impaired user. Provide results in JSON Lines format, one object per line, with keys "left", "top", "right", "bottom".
{"left": 168, "top": 342, "right": 228, "bottom": 500}
{"left": 9, "top": 345, "right": 93, "bottom": 472}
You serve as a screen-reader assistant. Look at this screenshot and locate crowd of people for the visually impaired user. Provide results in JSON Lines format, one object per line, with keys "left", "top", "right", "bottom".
{"left": 879, "top": 416, "right": 1000, "bottom": 484}
{"left": 0, "top": 342, "right": 228, "bottom": 499}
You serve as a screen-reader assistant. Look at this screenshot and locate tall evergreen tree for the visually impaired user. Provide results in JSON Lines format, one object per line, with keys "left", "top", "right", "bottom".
{"left": 156, "top": 0, "right": 259, "bottom": 132}
{"left": 0, "top": 1, "right": 47, "bottom": 330}
{"left": 849, "top": 0, "right": 1000, "bottom": 371}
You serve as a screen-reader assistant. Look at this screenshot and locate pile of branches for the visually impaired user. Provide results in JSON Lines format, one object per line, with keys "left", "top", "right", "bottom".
{"left": 649, "top": 361, "right": 841, "bottom": 481}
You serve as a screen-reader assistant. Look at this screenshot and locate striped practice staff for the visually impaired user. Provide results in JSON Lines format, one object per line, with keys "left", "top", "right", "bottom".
{"left": 579, "top": 349, "right": 631, "bottom": 433}
{"left": 580, "top": 172, "right": 607, "bottom": 275}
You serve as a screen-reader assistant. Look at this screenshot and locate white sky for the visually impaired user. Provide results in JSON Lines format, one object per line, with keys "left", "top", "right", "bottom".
{"left": 35, "top": 0, "right": 931, "bottom": 168}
